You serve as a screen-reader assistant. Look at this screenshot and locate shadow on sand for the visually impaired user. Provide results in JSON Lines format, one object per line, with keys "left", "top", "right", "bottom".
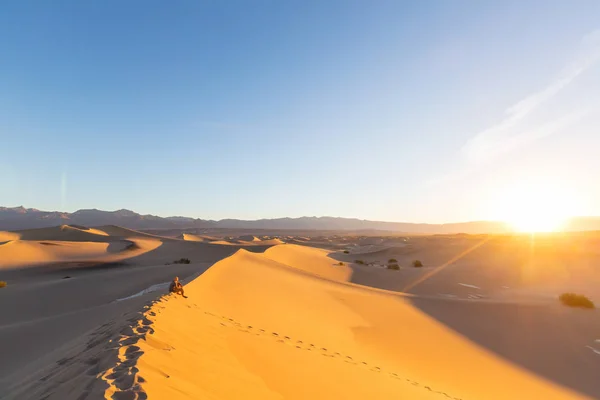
{"left": 408, "top": 296, "right": 600, "bottom": 399}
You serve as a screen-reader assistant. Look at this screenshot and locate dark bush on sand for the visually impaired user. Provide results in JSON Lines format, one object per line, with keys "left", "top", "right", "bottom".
{"left": 343, "top": 250, "right": 349, "bottom": 254}
{"left": 388, "top": 258, "right": 397, "bottom": 263}
{"left": 0, "top": 281, "right": 6, "bottom": 288}
{"left": 387, "top": 264, "right": 400, "bottom": 270}
{"left": 355, "top": 260, "right": 365, "bottom": 265}
{"left": 559, "top": 293, "right": 595, "bottom": 309}
{"left": 174, "top": 258, "right": 191, "bottom": 264}
{"left": 412, "top": 260, "right": 423, "bottom": 268}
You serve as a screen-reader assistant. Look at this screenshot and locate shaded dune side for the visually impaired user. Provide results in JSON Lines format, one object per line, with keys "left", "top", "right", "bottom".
{"left": 104, "top": 247, "right": 583, "bottom": 400}
{"left": 0, "top": 240, "right": 113, "bottom": 269}
{"left": 94, "top": 225, "right": 174, "bottom": 240}
{"left": 0, "top": 236, "right": 165, "bottom": 270}
{"left": 15, "top": 225, "right": 111, "bottom": 242}
{"left": 238, "top": 235, "right": 261, "bottom": 242}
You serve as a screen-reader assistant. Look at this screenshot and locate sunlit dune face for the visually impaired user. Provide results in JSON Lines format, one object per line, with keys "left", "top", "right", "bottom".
{"left": 491, "top": 181, "right": 581, "bottom": 233}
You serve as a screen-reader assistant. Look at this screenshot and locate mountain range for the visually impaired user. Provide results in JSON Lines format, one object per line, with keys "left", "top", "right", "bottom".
{"left": 1, "top": 206, "right": 599, "bottom": 234}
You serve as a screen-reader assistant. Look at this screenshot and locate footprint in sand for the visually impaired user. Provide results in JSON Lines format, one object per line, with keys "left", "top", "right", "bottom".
{"left": 203, "top": 313, "right": 464, "bottom": 399}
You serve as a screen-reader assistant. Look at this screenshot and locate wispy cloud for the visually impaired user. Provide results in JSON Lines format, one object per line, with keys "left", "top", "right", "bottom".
{"left": 424, "top": 30, "right": 600, "bottom": 189}
{"left": 461, "top": 29, "right": 600, "bottom": 164}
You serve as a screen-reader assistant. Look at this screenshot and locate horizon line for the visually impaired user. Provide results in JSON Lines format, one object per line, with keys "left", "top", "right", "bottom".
{"left": 1, "top": 204, "right": 598, "bottom": 226}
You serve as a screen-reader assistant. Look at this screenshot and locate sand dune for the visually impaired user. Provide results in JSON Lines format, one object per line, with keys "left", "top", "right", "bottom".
{"left": 0, "top": 237, "right": 164, "bottom": 270}
{"left": 179, "top": 233, "right": 220, "bottom": 242}
{"left": 263, "top": 243, "right": 351, "bottom": 281}
{"left": 248, "top": 238, "right": 285, "bottom": 246}
{"left": 94, "top": 225, "right": 169, "bottom": 239}
{"left": 0, "top": 231, "right": 21, "bottom": 243}
{"left": 207, "top": 238, "right": 285, "bottom": 246}
{"left": 0, "top": 240, "right": 112, "bottom": 269}
{"left": 15, "top": 225, "right": 110, "bottom": 242}
{"left": 2, "top": 232, "right": 599, "bottom": 399}
{"left": 239, "top": 235, "right": 261, "bottom": 242}
{"left": 91, "top": 245, "right": 587, "bottom": 399}
{"left": 0, "top": 225, "right": 169, "bottom": 270}
{"left": 0, "top": 225, "right": 282, "bottom": 399}
{"left": 344, "top": 234, "right": 600, "bottom": 304}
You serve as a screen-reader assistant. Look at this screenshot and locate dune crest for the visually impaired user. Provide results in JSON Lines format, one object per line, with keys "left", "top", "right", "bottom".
{"left": 180, "top": 233, "right": 219, "bottom": 242}
{"left": 0, "top": 231, "right": 21, "bottom": 243}
{"left": 263, "top": 243, "right": 351, "bottom": 281}
{"left": 14, "top": 225, "right": 110, "bottom": 242}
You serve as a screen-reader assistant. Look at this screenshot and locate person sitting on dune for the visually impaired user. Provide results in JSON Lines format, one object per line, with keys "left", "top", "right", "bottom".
{"left": 169, "top": 276, "right": 186, "bottom": 298}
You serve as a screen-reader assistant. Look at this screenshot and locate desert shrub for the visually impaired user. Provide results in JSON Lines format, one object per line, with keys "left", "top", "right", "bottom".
{"left": 559, "top": 293, "right": 595, "bottom": 309}
{"left": 412, "top": 260, "right": 423, "bottom": 268}
{"left": 387, "top": 264, "right": 400, "bottom": 270}
{"left": 0, "top": 281, "right": 6, "bottom": 288}
{"left": 343, "top": 250, "right": 349, "bottom": 254}
{"left": 388, "top": 258, "right": 397, "bottom": 263}
{"left": 338, "top": 262, "right": 345, "bottom": 266}
{"left": 174, "top": 258, "right": 191, "bottom": 265}
{"left": 355, "top": 260, "right": 365, "bottom": 265}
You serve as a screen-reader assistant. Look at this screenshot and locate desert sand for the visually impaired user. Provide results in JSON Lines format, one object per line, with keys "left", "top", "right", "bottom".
{"left": 1, "top": 227, "right": 599, "bottom": 399}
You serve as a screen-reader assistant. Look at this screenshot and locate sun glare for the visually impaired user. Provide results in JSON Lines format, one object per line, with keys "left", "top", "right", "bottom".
{"left": 490, "top": 180, "right": 581, "bottom": 233}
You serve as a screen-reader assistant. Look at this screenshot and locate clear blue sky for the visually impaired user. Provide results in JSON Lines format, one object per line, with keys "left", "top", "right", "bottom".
{"left": 1, "top": 1, "right": 599, "bottom": 223}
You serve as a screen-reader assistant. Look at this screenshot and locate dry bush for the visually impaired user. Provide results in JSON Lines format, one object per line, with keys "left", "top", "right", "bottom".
{"left": 559, "top": 293, "right": 595, "bottom": 309}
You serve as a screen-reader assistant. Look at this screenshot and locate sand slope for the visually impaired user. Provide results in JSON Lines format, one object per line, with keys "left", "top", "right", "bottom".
{"left": 101, "top": 244, "right": 585, "bottom": 400}
{"left": 0, "top": 231, "right": 21, "bottom": 243}
{"left": 0, "top": 240, "right": 113, "bottom": 269}
{"left": 0, "top": 236, "right": 162, "bottom": 270}
{"left": 0, "top": 225, "right": 158, "bottom": 269}
{"left": 15, "top": 225, "right": 109, "bottom": 242}
{"left": 179, "top": 233, "right": 220, "bottom": 242}
{"left": 263, "top": 243, "right": 351, "bottom": 281}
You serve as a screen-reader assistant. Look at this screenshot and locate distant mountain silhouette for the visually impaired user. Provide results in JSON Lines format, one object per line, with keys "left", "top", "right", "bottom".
{"left": 1, "top": 206, "right": 598, "bottom": 234}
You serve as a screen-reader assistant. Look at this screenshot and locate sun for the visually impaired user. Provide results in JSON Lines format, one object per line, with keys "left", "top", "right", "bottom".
{"left": 508, "top": 208, "right": 566, "bottom": 233}
{"left": 489, "top": 180, "right": 580, "bottom": 233}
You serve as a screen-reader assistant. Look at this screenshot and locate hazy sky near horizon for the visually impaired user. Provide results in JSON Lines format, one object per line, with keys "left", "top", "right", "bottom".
{"left": 1, "top": 1, "right": 599, "bottom": 223}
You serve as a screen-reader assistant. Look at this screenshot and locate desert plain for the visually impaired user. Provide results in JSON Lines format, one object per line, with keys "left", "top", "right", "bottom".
{"left": 1, "top": 225, "right": 599, "bottom": 399}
